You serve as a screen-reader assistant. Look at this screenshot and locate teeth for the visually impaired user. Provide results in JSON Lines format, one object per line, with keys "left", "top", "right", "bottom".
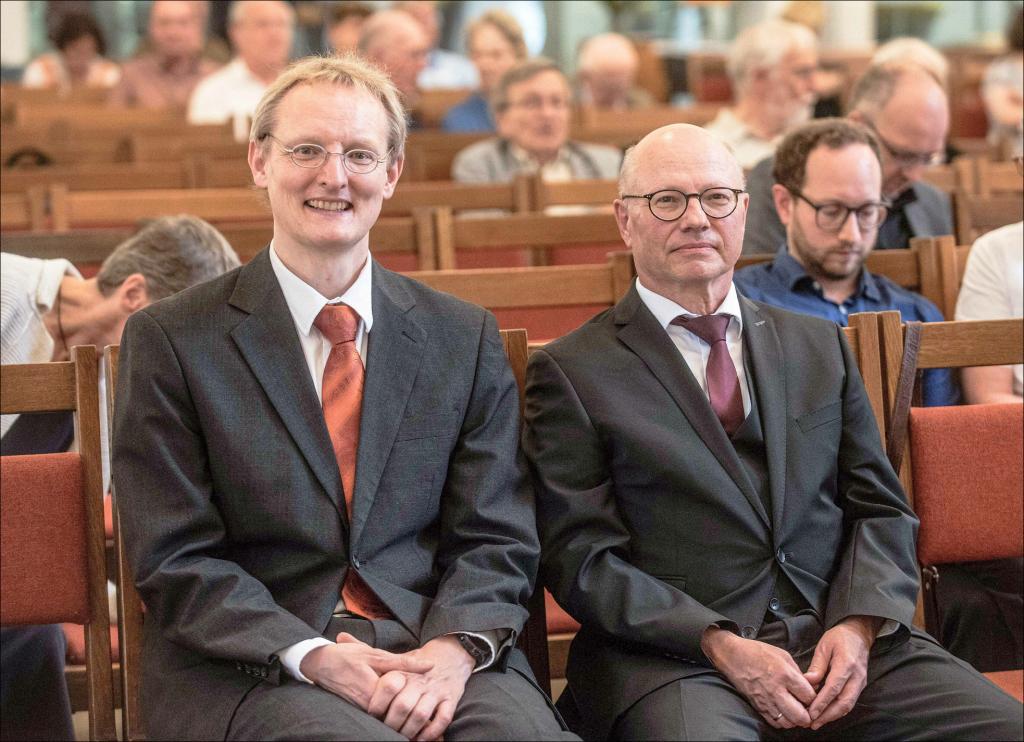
{"left": 307, "top": 200, "right": 349, "bottom": 211}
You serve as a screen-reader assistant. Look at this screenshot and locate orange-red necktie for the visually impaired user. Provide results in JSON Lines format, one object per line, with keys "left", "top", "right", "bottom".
{"left": 314, "top": 304, "right": 390, "bottom": 619}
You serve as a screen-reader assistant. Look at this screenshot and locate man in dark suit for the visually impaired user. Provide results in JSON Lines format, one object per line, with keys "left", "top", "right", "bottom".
{"left": 113, "top": 54, "right": 571, "bottom": 741}
{"left": 742, "top": 62, "right": 953, "bottom": 255}
{"left": 523, "top": 123, "right": 1022, "bottom": 740}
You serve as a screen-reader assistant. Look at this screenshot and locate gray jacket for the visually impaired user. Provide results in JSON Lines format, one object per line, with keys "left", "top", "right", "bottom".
{"left": 452, "top": 137, "right": 621, "bottom": 183}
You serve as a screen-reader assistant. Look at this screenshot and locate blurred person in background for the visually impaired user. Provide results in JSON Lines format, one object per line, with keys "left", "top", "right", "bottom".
{"left": 0, "top": 215, "right": 239, "bottom": 742}
{"left": 982, "top": 8, "right": 1024, "bottom": 158}
{"left": 188, "top": 0, "right": 295, "bottom": 141}
{"left": 442, "top": 10, "right": 527, "bottom": 133}
{"left": 395, "top": 0, "right": 478, "bottom": 90}
{"left": 452, "top": 58, "right": 620, "bottom": 183}
{"left": 704, "top": 18, "right": 818, "bottom": 170}
{"left": 575, "top": 33, "right": 653, "bottom": 111}
{"left": 326, "top": 1, "right": 373, "bottom": 55}
{"left": 743, "top": 63, "right": 952, "bottom": 255}
{"left": 22, "top": 11, "right": 120, "bottom": 94}
{"left": 110, "top": 1, "right": 219, "bottom": 110}
{"left": 358, "top": 8, "right": 430, "bottom": 126}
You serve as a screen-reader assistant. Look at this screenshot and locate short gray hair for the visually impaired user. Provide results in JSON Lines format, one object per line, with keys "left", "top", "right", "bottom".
{"left": 848, "top": 62, "right": 942, "bottom": 118}
{"left": 229, "top": 0, "right": 294, "bottom": 27}
{"left": 727, "top": 19, "right": 817, "bottom": 93}
{"left": 870, "top": 38, "right": 948, "bottom": 87}
{"left": 97, "top": 215, "right": 240, "bottom": 301}
{"left": 491, "top": 57, "right": 566, "bottom": 113}
{"left": 249, "top": 54, "right": 407, "bottom": 165}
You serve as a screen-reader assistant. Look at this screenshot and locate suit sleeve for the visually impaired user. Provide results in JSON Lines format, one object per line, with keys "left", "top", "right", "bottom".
{"left": 112, "top": 310, "right": 321, "bottom": 673}
{"left": 523, "top": 348, "right": 739, "bottom": 665}
{"left": 419, "top": 312, "right": 537, "bottom": 645}
{"left": 824, "top": 324, "right": 921, "bottom": 632}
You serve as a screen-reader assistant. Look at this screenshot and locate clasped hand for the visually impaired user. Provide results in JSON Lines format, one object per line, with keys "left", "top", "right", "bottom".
{"left": 301, "top": 632, "right": 475, "bottom": 741}
{"left": 702, "top": 615, "right": 879, "bottom": 731}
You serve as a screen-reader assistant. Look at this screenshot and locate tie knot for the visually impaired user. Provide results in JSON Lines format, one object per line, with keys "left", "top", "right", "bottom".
{"left": 672, "top": 314, "right": 731, "bottom": 345}
{"left": 314, "top": 304, "right": 359, "bottom": 345}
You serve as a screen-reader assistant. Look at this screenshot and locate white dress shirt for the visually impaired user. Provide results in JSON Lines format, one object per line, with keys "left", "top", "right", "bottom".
{"left": 267, "top": 245, "right": 498, "bottom": 681}
{"left": 187, "top": 58, "right": 270, "bottom": 141}
{"left": 635, "top": 277, "right": 752, "bottom": 417}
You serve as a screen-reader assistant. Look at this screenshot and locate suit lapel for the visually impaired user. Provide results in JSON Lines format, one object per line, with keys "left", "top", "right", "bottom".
{"left": 228, "top": 250, "right": 346, "bottom": 521}
{"left": 614, "top": 288, "right": 770, "bottom": 527}
{"left": 350, "top": 265, "right": 426, "bottom": 549}
{"left": 739, "top": 297, "right": 788, "bottom": 530}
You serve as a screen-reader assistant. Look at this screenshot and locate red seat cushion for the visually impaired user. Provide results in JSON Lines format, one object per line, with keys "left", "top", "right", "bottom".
{"left": 985, "top": 670, "right": 1024, "bottom": 703}
{"left": 545, "top": 590, "right": 580, "bottom": 634}
{"left": 909, "top": 404, "right": 1024, "bottom": 565}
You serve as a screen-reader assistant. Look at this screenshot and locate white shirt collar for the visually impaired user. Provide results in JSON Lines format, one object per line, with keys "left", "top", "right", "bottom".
{"left": 268, "top": 242, "right": 374, "bottom": 337}
{"left": 635, "top": 277, "right": 744, "bottom": 334}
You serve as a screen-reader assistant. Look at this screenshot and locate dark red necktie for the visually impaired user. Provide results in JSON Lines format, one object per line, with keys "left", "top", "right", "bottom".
{"left": 672, "top": 314, "right": 744, "bottom": 436}
{"left": 314, "top": 304, "right": 390, "bottom": 619}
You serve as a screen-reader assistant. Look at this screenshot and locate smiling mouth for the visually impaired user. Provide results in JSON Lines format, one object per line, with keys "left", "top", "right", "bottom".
{"left": 305, "top": 199, "right": 352, "bottom": 212}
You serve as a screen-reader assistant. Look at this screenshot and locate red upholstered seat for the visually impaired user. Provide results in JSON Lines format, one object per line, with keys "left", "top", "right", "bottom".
{"left": 909, "top": 403, "right": 1024, "bottom": 566}
{"left": 545, "top": 590, "right": 581, "bottom": 634}
{"left": 986, "top": 670, "right": 1024, "bottom": 703}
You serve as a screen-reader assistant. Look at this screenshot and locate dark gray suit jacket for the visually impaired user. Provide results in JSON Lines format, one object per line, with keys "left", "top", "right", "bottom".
{"left": 741, "top": 154, "right": 954, "bottom": 255}
{"left": 523, "top": 286, "right": 920, "bottom": 739}
{"left": 113, "top": 250, "right": 539, "bottom": 739}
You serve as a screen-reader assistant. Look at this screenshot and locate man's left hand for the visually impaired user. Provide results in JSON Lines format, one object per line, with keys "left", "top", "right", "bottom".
{"left": 380, "top": 636, "right": 475, "bottom": 741}
{"left": 803, "top": 615, "right": 881, "bottom": 730}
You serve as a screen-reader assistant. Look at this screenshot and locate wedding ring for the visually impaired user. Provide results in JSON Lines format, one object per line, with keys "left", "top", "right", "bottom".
{"left": 773, "top": 712, "right": 783, "bottom": 720}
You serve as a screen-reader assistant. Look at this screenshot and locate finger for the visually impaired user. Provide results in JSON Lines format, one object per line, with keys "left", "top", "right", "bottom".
{"left": 773, "top": 690, "right": 812, "bottom": 728}
{"left": 811, "top": 673, "right": 864, "bottom": 730}
{"left": 369, "top": 652, "right": 434, "bottom": 675}
{"left": 335, "top": 631, "right": 367, "bottom": 645}
{"left": 399, "top": 693, "right": 438, "bottom": 740}
{"left": 803, "top": 639, "right": 832, "bottom": 689}
{"left": 416, "top": 699, "right": 456, "bottom": 741}
{"left": 383, "top": 682, "right": 424, "bottom": 733}
{"left": 808, "top": 660, "right": 852, "bottom": 721}
{"left": 367, "top": 671, "right": 406, "bottom": 719}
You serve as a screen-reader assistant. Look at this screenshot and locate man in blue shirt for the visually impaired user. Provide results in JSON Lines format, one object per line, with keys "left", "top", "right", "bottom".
{"left": 735, "top": 118, "right": 958, "bottom": 407}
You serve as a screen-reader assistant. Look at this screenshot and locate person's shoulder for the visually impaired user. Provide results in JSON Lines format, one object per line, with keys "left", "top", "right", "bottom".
{"left": 533, "top": 305, "right": 618, "bottom": 364}
{"left": 973, "top": 220, "right": 1024, "bottom": 255}
{"left": 375, "top": 264, "right": 490, "bottom": 328}
{"left": 866, "top": 271, "right": 945, "bottom": 320}
{"left": 455, "top": 137, "right": 500, "bottom": 158}
{"left": 910, "top": 179, "right": 950, "bottom": 210}
{"left": 137, "top": 263, "right": 244, "bottom": 332}
{"left": 745, "top": 297, "right": 839, "bottom": 337}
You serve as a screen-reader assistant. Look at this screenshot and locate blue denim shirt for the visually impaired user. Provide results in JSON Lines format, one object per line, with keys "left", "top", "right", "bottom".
{"left": 441, "top": 93, "right": 494, "bottom": 133}
{"left": 734, "top": 249, "right": 960, "bottom": 407}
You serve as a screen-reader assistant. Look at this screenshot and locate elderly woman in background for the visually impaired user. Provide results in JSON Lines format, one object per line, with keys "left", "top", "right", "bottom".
{"left": 451, "top": 58, "right": 621, "bottom": 183}
{"left": 442, "top": 10, "right": 527, "bottom": 133}
{"left": 983, "top": 8, "right": 1024, "bottom": 158}
{"left": 22, "top": 12, "right": 120, "bottom": 94}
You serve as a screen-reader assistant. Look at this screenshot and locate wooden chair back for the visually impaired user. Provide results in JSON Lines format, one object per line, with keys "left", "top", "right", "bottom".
{"left": 402, "top": 131, "right": 490, "bottom": 181}
{"left": 572, "top": 104, "right": 722, "bottom": 148}
{"left": 412, "top": 89, "right": 473, "bottom": 128}
{"left": 528, "top": 178, "right": 618, "bottom": 213}
{"left": 382, "top": 177, "right": 531, "bottom": 218}
{"left": 0, "top": 187, "right": 47, "bottom": 231}
{"left": 498, "top": 329, "right": 552, "bottom": 696}
{"left": 431, "top": 207, "right": 625, "bottom": 269}
{"left": 0, "top": 346, "right": 116, "bottom": 740}
{"left": 407, "top": 251, "right": 635, "bottom": 342}
{"left": 954, "top": 188, "right": 1024, "bottom": 244}
{"left": 104, "top": 345, "right": 146, "bottom": 740}
{"left": 1, "top": 162, "right": 192, "bottom": 195}
{"left": 974, "top": 158, "right": 1024, "bottom": 197}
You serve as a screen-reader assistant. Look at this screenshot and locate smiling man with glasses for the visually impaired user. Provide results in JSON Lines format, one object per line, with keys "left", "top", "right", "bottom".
{"left": 743, "top": 63, "right": 953, "bottom": 255}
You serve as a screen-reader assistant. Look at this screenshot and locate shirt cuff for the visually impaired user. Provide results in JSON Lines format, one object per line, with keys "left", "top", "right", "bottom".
{"left": 446, "top": 629, "right": 504, "bottom": 673}
{"left": 277, "top": 637, "right": 333, "bottom": 683}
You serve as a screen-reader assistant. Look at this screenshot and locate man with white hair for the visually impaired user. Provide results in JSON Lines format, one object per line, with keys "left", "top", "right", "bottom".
{"left": 575, "top": 32, "right": 654, "bottom": 111}
{"left": 394, "top": 0, "right": 478, "bottom": 90}
{"left": 358, "top": 8, "right": 430, "bottom": 121}
{"left": 704, "top": 19, "right": 818, "bottom": 170}
{"left": 187, "top": 0, "right": 294, "bottom": 140}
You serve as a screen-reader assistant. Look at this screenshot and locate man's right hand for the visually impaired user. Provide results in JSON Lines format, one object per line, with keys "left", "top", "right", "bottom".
{"left": 701, "top": 626, "right": 817, "bottom": 729}
{"left": 299, "top": 632, "right": 434, "bottom": 711}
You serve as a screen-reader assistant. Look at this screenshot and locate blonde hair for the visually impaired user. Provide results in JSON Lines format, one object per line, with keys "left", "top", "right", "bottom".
{"left": 249, "top": 54, "right": 407, "bottom": 164}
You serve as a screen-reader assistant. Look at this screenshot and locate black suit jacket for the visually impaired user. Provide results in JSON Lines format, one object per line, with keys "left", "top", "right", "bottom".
{"left": 523, "top": 286, "right": 920, "bottom": 738}
{"left": 113, "top": 250, "right": 539, "bottom": 739}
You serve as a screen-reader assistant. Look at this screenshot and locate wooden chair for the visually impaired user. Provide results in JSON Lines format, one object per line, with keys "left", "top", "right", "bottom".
{"left": 919, "top": 157, "right": 975, "bottom": 194}
{"left": 402, "top": 131, "right": 490, "bottom": 181}
{"left": 499, "top": 329, "right": 552, "bottom": 696}
{"left": 0, "top": 186, "right": 47, "bottom": 231}
{"left": 1, "top": 163, "right": 192, "bottom": 195}
{"left": 408, "top": 251, "right": 635, "bottom": 342}
{"left": 954, "top": 188, "right": 1024, "bottom": 244}
{"left": 430, "top": 207, "right": 625, "bottom": 269}
{"left": 104, "top": 345, "right": 146, "bottom": 740}
{"left": 528, "top": 177, "right": 618, "bottom": 213}
{"left": 974, "top": 157, "right": 1024, "bottom": 197}
{"left": 412, "top": 88, "right": 473, "bottom": 128}
{"left": 572, "top": 104, "right": 722, "bottom": 148}
{"left": 0, "top": 346, "right": 117, "bottom": 740}
{"left": 382, "top": 177, "right": 531, "bottom": 218}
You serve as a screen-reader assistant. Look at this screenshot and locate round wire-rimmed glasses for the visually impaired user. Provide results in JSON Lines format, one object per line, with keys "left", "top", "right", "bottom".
{"left": 789, "top": 189, "right": 889, "bottom": 233}
{"left": 263, "top": 134, "right": 391, "bottom": 174}
{"left": 620, "top": 188, "right": 746, "bottom": 221}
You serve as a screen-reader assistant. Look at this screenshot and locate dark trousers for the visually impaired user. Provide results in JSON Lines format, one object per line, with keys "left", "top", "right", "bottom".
{"left": 226, "top": 616, "right": 577, "bottom": 741}
{"left": 611, "top": 618, "right": 1023, "bottom": 741}
{"left": 0, "top": 625, "right": 75, "bottom": 741}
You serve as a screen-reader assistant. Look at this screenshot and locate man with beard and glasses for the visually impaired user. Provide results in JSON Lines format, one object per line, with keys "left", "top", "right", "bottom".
{"left": 734, "top": 118, "right": 957, "bottom": 407}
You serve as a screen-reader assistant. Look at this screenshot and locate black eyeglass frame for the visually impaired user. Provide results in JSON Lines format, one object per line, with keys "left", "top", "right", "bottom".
{"left": 261, "top": 133, "right": 392, "bottom": 173}
{"left": 789, "top": 189, "right": 890, "bottom": 234}
{"left": 620, "top": 187, "right": 747, "bottom": 221}
{"left": 861, "top": 119, "right": 945, "bottom": 170}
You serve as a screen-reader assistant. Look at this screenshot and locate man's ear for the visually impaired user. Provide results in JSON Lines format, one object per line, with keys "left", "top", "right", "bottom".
{"left": 381, "top": 153, "right": 404, "bottom": 199}
{"left": 249, "top": 139, "right": 269, "bottom": 189}
{"left": 117, "top": 273, "right": 150, "bottom": 314}
{"left": 772, "top": 183, "right": 794, "bottom": 227}
{"left": 613, "top": 198, "right": 632, "bottom": 247}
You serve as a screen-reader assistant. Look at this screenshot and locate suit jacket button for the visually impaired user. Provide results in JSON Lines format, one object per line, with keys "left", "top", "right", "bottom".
{"left": 353, "top": 557, "right": 362, "bottom": 568}
{"left": 776, "top": 548, "right": 786, "bottom": 564}
{"left": 769, "top": 598, "right": 781, "bottom": 611}
{"left": 742, "top": 626, "right": 756, "bottom": 638}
